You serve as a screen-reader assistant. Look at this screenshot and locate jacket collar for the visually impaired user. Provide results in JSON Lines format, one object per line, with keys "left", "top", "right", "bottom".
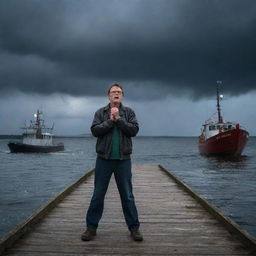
{"left": 104, "top": 103, "right": 125, "bottom": 111}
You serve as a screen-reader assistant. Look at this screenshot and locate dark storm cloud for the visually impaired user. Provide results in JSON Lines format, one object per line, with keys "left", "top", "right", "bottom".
{"left": 0, "top": 0, "right": 256, "bottom": 99}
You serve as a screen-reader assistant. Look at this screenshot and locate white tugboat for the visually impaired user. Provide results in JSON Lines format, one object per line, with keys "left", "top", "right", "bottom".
{"left": 8, "top": 110, "right": 64, "bottom": 153}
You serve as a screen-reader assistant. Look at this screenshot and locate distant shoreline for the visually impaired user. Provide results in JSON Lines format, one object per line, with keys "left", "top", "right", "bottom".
{"left": 0, "top": 135, "right": 92, "bottom": 139}
{"left": 1, "top": 135, "right": 254, "bottom": 139}
{"left": 0, "top": 135, "right": 225, "bottom": 138}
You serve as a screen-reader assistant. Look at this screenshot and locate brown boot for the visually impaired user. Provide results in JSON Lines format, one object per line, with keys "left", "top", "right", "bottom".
{"left": 81, "top": 229, "right": 96, "bottom": 241}
{"left": 130, "top": 229, "right": 143, "bottom": 241}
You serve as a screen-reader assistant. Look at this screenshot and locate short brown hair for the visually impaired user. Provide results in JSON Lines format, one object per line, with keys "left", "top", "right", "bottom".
{"left": 108, "top": 83, "right": 124, "bottom": 96}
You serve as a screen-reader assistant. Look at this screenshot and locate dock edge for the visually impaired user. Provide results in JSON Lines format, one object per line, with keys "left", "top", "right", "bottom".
{"left": 0, "top": 168, "right": 94, "bottom": 255}
{"left": 159, "top": 164, "right": 256, "bottom": 252}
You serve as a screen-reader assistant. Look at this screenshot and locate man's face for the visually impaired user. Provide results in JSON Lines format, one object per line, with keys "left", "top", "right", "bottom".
{"left": 108, "top": 86, "right": 124, "bottom": 105}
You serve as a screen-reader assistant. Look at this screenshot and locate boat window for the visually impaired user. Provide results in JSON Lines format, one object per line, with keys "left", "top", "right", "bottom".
{"left": 209, "top": 125, "right": 216, "bottom": 131}
{"left": 228, "top": 125, "right": 232, "bottom": 130}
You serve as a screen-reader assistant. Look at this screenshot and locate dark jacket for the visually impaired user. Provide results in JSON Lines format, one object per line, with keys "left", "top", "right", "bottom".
{"left": 91, "top": 103, "right": 139, "bottom": 160}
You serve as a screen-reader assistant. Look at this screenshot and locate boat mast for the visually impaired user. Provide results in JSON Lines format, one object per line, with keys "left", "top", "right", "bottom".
{"left": 35, "top": 110, "right": 42, "bottom": 137}
{"left": 216, "top": 81, "right": 223, "bottom": 123}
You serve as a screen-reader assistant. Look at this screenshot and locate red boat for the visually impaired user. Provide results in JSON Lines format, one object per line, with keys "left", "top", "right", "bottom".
{"left": 199, "top": 82, "right": 249, "bottom": 156}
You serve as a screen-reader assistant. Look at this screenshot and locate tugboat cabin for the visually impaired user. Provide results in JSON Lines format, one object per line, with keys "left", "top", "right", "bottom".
{"left": 22, "top": 129, "right": 53, "bottom": 146}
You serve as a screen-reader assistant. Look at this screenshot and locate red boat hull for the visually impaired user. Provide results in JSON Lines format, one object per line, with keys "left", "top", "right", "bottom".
{"left": 199, "top": 128, "right": 249, "bottom": 156}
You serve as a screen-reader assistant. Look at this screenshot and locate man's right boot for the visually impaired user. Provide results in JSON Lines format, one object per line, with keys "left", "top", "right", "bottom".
{"left": 81, "top": 229, "right": 97, "bottom": 241}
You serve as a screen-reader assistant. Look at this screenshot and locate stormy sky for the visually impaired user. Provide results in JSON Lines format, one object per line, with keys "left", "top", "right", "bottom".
{"left": 0, "top": 0, "right": 256, "bottom": 136}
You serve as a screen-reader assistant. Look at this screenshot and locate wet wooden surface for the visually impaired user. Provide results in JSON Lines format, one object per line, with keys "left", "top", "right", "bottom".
{"left": 2, "top": 164, "right": 255, "bottom": 255}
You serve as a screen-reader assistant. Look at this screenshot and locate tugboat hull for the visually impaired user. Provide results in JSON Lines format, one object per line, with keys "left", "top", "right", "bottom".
{"left": 199, "top": 128, "right": 249, "bottom": 156}
{"left": 8, "top": 142, "right": 64, "bottom": 153}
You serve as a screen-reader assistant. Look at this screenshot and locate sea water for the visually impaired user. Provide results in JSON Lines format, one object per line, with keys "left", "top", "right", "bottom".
{"left": 0, "top": 136, "right": 255, "bottom": 239}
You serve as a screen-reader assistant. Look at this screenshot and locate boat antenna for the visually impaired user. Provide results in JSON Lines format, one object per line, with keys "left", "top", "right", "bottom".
{"left": 216, "top": 81, "right": 223, "bottom": 123}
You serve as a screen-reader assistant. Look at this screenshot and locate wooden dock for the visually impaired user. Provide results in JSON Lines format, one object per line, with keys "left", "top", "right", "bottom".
{"left": 1, "top": 164, "right": 255, "bottom": 255}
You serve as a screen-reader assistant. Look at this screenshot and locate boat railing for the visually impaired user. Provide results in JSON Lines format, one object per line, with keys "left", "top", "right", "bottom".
{"left": 21, "top": 127, "right": 53, "bottom": 133}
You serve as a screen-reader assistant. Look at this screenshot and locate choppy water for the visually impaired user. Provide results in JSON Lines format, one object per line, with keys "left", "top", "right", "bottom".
{"left": 0, "top": 136, "right": 255, "bottom": 239}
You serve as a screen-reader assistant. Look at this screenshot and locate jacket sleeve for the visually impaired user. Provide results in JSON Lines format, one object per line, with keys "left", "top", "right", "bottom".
{"left": 91, "top": 109, "right": 114, "bottom": 137}
{"left": 116, "top": 108, "right": 139, "bottom": 137}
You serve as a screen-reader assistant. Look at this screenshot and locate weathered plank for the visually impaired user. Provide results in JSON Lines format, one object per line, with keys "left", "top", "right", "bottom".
{"left": 1, "top": 164, "right": 255, "bottom": 255}
{"left": 159, "top": 164, "right": 256, "bottom": 252}
{"left": 0, "top": 169, "right": 94, "bottom": 255}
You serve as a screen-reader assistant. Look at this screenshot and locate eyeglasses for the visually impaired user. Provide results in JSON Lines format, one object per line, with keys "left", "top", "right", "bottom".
{"left": 110, "top": 91, "right": 123, "bottom": 95}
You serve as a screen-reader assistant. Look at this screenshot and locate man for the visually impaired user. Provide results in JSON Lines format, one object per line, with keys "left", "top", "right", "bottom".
{"left": 81, "top": 83, "right": 143, "bottom": 242}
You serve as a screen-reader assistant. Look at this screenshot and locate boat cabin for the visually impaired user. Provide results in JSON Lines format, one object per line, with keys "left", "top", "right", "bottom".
{"left": 201, "top": 122, "right": 237, "bottom": 140}
{"left": 22, "top": 130, "right": 53, "bottom": 146}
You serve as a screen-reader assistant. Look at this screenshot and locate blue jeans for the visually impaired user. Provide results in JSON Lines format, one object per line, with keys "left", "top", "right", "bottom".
{"left": 86, "top": 156, "right": 140, "bottom": 231}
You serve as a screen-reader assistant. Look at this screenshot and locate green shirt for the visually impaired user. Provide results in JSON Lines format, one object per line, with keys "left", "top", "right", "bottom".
{"left": 110, "top": 124, "right": 120, "bottom": 159}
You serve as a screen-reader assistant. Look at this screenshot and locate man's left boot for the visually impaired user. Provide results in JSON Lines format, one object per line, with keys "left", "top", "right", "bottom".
{"left": 130, "top": 229, "right": 143, "bottom": 241}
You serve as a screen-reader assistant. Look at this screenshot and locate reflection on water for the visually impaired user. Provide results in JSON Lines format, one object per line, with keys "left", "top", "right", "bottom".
{"left": 206, "top": 155, "right": 248, "bottom": 170}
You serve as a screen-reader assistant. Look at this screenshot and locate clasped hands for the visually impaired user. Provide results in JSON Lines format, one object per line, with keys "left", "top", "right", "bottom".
{"left": 111, "top": 107, "right": 120, "bottom": 122}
